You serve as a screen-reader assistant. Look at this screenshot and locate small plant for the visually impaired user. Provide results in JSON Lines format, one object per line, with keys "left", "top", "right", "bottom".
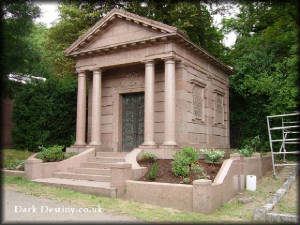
{"left": 148, "top": 162, "right": 159, "bottom": 180}
{"left": 238, "top": 145, "right": 254, "bottom": 157}
{"left": 181, "top": 147, "right": 199, "bottom": 163}
{"left": 171, "top": 147, "right": 199, "bottom": 177}
{"left": 206, "top": 149, "right": 225, "bottom": 162}
{"left": 182, "top": 177, "right": 191, "bottom": 184}
{"left": 37, "top": 145, "right": 65, "bottom": 162}
{"left": 197, "top": 171, "right": 209, "bottom": 180}
{"left": 141, "top": 152, "right": 157, "bottom": 162}
{"left": 191, "top": 164, "right": 203, "bottom": 174}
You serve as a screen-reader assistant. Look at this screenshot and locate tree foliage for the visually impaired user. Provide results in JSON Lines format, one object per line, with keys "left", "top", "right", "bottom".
{"left": 1, "top": 1, "right": 53, "bottom": 98}
{"left": 222, "top": 0, "right": 299, "bottom": 147}
{"left": 11, "top": 77, "right": 77, "bottom": 151}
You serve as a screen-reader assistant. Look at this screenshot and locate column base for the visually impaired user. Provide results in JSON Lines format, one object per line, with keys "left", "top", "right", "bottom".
{"left": 74, "top": 142, "right": 86, "bottom": 146}
{"left": 66, "top": 145, "right": 89, "bottom": 153}
{"left": 88, "top": 142, "right": 101, "bottom": 146}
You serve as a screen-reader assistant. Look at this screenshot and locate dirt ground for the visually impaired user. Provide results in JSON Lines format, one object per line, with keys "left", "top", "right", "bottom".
{"left": 138, "top": 159, "right": 222, "bottom": 184}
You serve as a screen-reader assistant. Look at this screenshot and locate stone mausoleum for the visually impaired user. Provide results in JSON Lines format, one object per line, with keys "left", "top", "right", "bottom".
{"left": 65, "top": 9, "right": 232, "bottom": 154}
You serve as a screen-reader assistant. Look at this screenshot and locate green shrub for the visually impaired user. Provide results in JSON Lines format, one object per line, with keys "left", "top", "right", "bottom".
{"left": 181, "top": 147, "right": 199, "bottom": 163}
{"left": 141, "top": 152, "right": 157, "bottom": 162}
{"left": 148, "top": 162, "right": 159, "bottom": 180}
{"left": 238, "top": 145, "right": 254, "bottom": 157}
{"left": 171, "top": 147, "right": 199, "bottom": 177}
{"left": 191, "top": 164, "right": 203, "bottom": 174}
{"left": 206, "top": 149, "right": 225, "bottom": 162}
{"left": 182, "top": 177, "right": 191, "bottom": 184}
{"left": 11, "top": 77, "right": 77, "bottom": 151}
{"left": 197, "top": 171, "right": 209, "bottom": 179}
{"left": 37, "top": 145, "right": 65, "bottom": 162}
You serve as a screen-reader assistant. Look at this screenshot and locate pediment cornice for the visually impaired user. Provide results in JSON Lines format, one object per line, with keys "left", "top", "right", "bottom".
{"left": 64, "top": 9, "right": 185, "bottom": 56}
{"left": 65, "top": 8, "right": 234, "bottom": 75}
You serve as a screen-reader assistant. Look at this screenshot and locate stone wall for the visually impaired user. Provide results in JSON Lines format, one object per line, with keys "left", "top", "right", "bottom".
{"left": 125, "top": 153, "right": 272, "bottom": 213}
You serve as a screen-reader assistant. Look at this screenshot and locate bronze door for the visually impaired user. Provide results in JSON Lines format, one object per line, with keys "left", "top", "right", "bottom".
{"left": 122, "top": 93, "right": 144, "bottom": 152}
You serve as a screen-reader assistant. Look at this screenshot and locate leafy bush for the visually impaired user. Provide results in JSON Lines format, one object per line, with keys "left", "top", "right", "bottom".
{"left": 197, "top": 171, "right": 209, "bottom": 179}
{"left": 141, "top": 152, "right": 157, "bottom": 162}
{"left": 148, "top": 162, "right": 159, "bottom": 181}
{"left": 181, "top": 147, "right": 199, "bottom": 163}
{"left": 191, "top": 164, "right": 203, "bottom": 174}
{"left": 238, "top": 145, "right": 254, "bottom": 157}
{"left": 191, "top": 164, "right": 209, "bottom": 180}
{"left": 12, "top": 77, "right": 77, "bottom": 151}
{"left": 37, "top": 145, "right": 65, "bottom": 162}
{"left": 182, "top": 177, "right": 191, "bottom": 184}
{"left": 206, "top": 150, "right": 225, "bottom": 162}
{"left": 171, "top": 147, "right": 199, "bottom": 177}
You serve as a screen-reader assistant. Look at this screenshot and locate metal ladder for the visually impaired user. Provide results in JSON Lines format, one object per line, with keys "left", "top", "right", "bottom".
{"left": 266, "top": 112, "right": 299, "bottom": 177}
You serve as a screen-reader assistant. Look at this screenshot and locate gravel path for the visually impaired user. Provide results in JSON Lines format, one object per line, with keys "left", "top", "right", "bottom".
{"left": 3, "top": 188, "right": 137, "bottom": 223}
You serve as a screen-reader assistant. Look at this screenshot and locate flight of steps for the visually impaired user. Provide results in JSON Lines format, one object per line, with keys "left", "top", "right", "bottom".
{"left": 32, "top": 152, "right": 128, "bottom": 197}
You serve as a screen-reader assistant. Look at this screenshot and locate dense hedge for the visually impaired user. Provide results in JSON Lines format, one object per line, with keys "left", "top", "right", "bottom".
{"left": 12, "top": 77, "right": 77, "bottom": 151}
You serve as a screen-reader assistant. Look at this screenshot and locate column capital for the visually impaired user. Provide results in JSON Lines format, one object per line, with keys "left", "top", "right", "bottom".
{"left": 76, "top": 68, "right": 86, "bottom": 74}
{"left": 162, "top": 56, "right": 176, "bottom": 63}
{"left": 91, "top": 67, "right": 102, "bottom": 73}
{"left": 141, "top": 59, "right": 155, "bottom": 64}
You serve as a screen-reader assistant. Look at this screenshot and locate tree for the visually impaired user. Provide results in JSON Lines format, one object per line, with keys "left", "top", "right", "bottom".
{"left": 12, "top": 77, "right": 77, "bottom": 151}
{"left": 1, "top": 1, "right": 41, "bottom": 98}
{"left": 222, "top": 0, "right": 299, "bottom": 148}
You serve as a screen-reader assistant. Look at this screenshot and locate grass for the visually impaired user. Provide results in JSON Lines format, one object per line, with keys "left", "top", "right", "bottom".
{"left": 2, "top": 148, "right": 34, "bottom": 168}
{"left": 272, "top": 178, "right": 298, "bottom": 215}
{"left": 3, "top": 170, "right": 287, "bottom": 223}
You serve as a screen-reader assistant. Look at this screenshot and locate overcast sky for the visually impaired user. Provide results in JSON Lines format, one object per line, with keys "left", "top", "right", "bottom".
{"left": 34, "top": 1, "right": 237, "bottom": 47}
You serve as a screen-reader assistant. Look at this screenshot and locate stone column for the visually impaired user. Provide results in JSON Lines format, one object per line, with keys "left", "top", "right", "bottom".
{"left": 162, "top": 57, "right": 177, "bottom": 146}
{"left": 141, "top": 60, "right": 156, "bottom": 147}
{"left": 75, "top": 70, "right": 87, "bottom": 146}
{"left": 89, "top": 68, "right": 102, "bottom": 145}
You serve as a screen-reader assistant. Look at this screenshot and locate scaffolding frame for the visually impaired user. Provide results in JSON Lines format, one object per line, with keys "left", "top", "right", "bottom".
{"left": 267, "top": 112, "right": 299, "bottom": 177}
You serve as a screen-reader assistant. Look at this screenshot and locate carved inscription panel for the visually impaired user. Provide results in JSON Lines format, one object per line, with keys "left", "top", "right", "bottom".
{"left": 215, "top": 93, "right": 224, "bottom": 125}
{"left": 192, "top": 85, "right": 204, "bottom": 120}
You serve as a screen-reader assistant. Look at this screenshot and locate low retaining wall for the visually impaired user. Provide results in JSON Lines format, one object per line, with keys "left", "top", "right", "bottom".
{"left": 25, "top": 148, "right": 95, "bottom": 180}
{"left": 126, "top": 181, "right": 193, "bottom": 211}
{"left": 125, "top": 152, "right": 273, "bottom": 213}
{"left": 2, "top": 169, "right": 26, "bottom": 178}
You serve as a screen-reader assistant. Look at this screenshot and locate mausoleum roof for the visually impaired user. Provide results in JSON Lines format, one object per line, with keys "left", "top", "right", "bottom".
{"left": 65, "top": 8, "right": 233, "bottom": 74}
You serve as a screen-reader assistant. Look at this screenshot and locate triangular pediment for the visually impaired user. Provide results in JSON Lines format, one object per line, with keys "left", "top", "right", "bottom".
{"left": 65, "top": 9, "right": 180, "bottom": 56}
{"left": 81, "top": 18, "right": 163, "bottom": 51}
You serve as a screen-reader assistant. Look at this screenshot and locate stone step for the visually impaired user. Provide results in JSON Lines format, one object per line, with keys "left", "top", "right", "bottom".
{"left": 96, "top": 152, "right": 128, "bottom": 157}
{"left": 70, "top": 167, "right": 111, "bottom": 175}
{"left": 88, "top": 157, "right": 125, "bottom": 163}
{"left": 80, "top": 162, "right": 118, "bottom": 169}
{"left": 32, "top": 178, "right": 116, "bottom": 197}
{"left": 53, "top": 171, "right": 111, "bottom": 182}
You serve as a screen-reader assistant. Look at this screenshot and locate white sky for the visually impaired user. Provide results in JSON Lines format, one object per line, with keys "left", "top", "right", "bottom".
{"left": 33, "top": 1, "right": 237, "bottom": 47}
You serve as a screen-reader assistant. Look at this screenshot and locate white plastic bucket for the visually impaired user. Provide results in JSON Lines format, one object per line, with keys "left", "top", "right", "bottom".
{"left": 246, "top": 175, "right": 256, "bottom": 191}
